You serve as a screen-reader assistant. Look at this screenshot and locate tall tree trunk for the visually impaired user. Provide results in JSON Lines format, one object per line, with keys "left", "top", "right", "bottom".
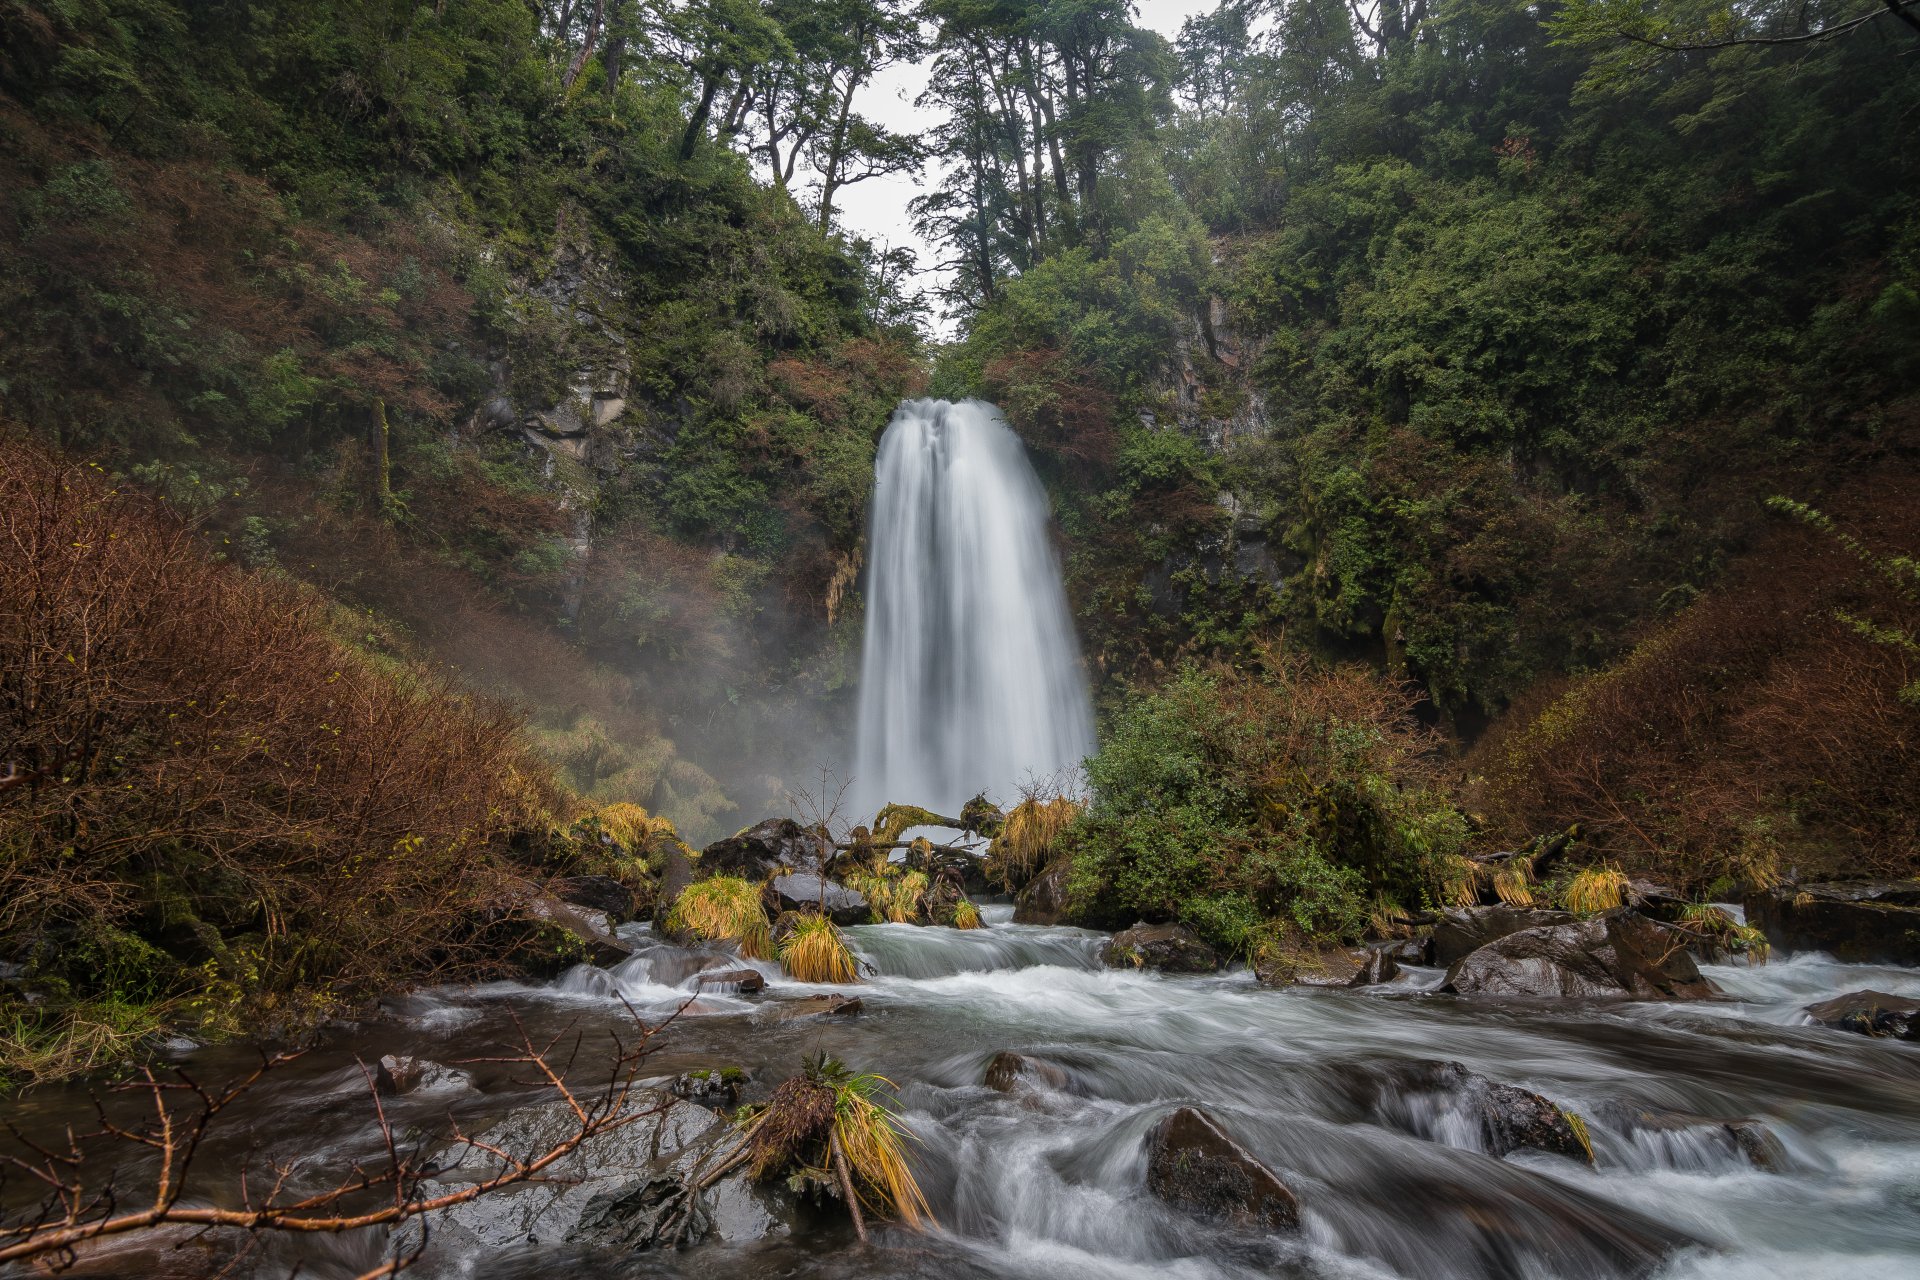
{"left": 680, "top": 74, "right": 722, "bottom": 160}
{"left": 371, "top": 398, "right": 393, "bottom": 519}
{"left": 563, "top": 0, "right": 605, "bottom": 90}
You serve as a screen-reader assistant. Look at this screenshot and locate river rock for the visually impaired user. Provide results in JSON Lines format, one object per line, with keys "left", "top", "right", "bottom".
{"left": 1014, "top": 857, "right": 1074, "bottom": 925}
{"left": 1441, "top": 909, "right": 1715, "bottom": 1000}
{"left": 673, "top": 1066, "right": 749, "bottom": 1108}
{"left": 1432, "top": 905, "right": 1578, "bottom": 968}
{"left": 1145, "top": 1106, "right": 1300, "bottom": 1231}
{"left": 1347, "top": 946, "right": 1401, "bottom": 987}
{"left": 695, "top": 967, "right": 766, "bottom": 994}
{"left": 1745, "top": 881, "right": 1920, "bottom": 965}
{"left": 392, "top": 1094, "right": 788, "bottom": 1261}
{"left": 767, "top": 871, "right": 868, "bottom": 926}
{"left": 1105, "top": 922, "right": 1221, "bottom": 973}
{"left": 983, "top": 1051, "right": 1074, "bottom": 1095}
{"left": 1353, "top": 1060, "right": 1592, "bottom": 1164}
{"left": 1804, "top": 989, "right": 1920, "bottom": 1040}
{"left": 549, "top": 873, "right": 639, "bottom": 922}
{"left": 700, "top": 818, "right": 830, "bottom": 879}
{"left": 499, "top": 881, "right": 633, "bottom": 968}
{"left": 1607, "top": 1105, "right": 1786, "bottom": 1171}
{"left": 374, "top": 1054, "right": 472, "bottom": 1097}
{"left": 770, "top": 993, "right": 863, "bottom": 1020}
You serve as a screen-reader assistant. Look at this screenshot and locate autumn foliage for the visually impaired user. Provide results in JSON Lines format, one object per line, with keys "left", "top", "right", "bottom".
{"left": 1474, "top": 481, "right": 1920, "bottom": 888}
{"left": 0, "top": 437, "right": 559, "bottom": 1036}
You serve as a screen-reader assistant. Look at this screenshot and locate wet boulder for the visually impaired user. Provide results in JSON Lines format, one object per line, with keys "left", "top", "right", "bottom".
{"left": 498, "top": 880, "right": 633, "bottom": 969}
{"left": 700, "top": 818, "right": 830, "bottom": 879}
{"left": 983, "top": 1051, "right": 1075, "bottom": 1096}
{"left": 1745, "top": 881, "right": 1920, "bottom": 965}
{"left": 549, "top": 874, "right": 639, "bottom": 923}
{"left": 1105, "top": 922, "right": 1222, "bottom": 974}
{"left": 1145, "top": 1106, "right": 1300, "bottom": 1231}
{"left": 374, "top": 1055, "right": 472, "bottom": 1097}
{"left": 1804, "top": 989, "right": 1920, "bottom": 1040}
{"left": 673, "top": 1066, "right": 750, "bottom": 1108}
{"left": 391, "top": 1094, "right": 789, "bottom": 1260}
{"left": 767, "top": 871, "right": 868, "bottom": 926}
{"left": 1607, "top": 1105, "right": 1786, "bottom": 1172}
{"left": 1432, "top": 905, "right": 1578, "bottom": 968}
{"left": 1347, "top": 946, "right": 1401, "bottom": 987}
{"left": 1442, "top": 909, "right": 1715, "bottom": 1001}
{"left": 1014, "top": 857, "right": 1074, "bottom": 925}
{"left": 694, "top": 967, "right": 766, "bottom": 994}
{"left": 1351, "top": 1060, "right": 1592, "bottom": 1164}
{"left": 770, "top": 993, "right": 863, "bottom": 1020}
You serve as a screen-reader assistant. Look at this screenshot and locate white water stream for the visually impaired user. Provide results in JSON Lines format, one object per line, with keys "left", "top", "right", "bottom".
{"left": 851, "top": 399, "right": 1095, "bottom": 815}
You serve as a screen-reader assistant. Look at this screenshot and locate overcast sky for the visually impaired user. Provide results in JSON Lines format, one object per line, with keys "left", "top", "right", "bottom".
{"left": 826, "top": 0, "right": 1225, "bottom": 333}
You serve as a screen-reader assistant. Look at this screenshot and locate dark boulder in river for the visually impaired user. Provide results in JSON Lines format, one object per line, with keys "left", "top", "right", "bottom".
{"left": 983, "top": 1050, "right": 1075, "bottom": 1096}
{"left": 392, "top": 1095, "right": 788, "bottom": 1262}
{"left": 1347, "top": 946, "right": 1401, "bottom": 987}
{"left": 1804, "top": 989, "right": 1920, "bottom": 1040}
{"left": 700, "top": 817, "right": 830, "bottom": 879}
{"left": 1350, "top": 1060, "right": 1593, "bottom": 1164}
{"left": 548, "top": 873, "right": 639, "bottom": 922}
{"left": 1013, "top": 857, "right": 1074, "bottom": 924}
{"left": 1746, "top": 880, "right": 1920, "bottom": 964}
{"left": 1104, "top": 922, "right": 1222, "bottom": 973}
{"left": 766, "top": 870, "right": 868, "bottom": 925}
{"left": 1442, "top": 909, "right": 1715, "bottom": 1000}
{"left": 1145, "top": 1106, "right": 1300, "bottom": 1231}
{"left": 1432, "top": 905, "right": 1577, "bottom": 968}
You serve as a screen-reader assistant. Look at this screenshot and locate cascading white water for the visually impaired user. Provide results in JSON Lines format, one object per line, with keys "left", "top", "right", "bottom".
{"left": 852, "top": 398, "right": 1095, "bottom": 816}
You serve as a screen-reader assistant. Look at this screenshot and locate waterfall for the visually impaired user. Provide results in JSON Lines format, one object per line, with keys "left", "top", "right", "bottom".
{"left": 852, "top": 398, "right": 1095, "bottom": 817}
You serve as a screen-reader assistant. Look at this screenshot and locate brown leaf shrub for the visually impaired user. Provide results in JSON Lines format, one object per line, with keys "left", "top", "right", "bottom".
{"left": 982, "top": 347, "right": 1118, "bottom": 476}
{"left": 0, "top": 436, "right": 561, "bottom": 1028}
{"left": 1473, "top": 479, "right": 1920, "bottom": 887}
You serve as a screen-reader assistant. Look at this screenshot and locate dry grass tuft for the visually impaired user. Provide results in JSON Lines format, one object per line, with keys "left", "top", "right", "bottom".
{"left": 1563, "top": 866, "right": 1630, "bottom": 915}
{"left": 832, "top": 1074, "right": 934, "bottom": 1229}
{"left": 1679, "top": 903, "right": 1770, "bottom": 962}
{"left": 1438, "top": 855, "right": 1484, "bottom": 908}
{"left": 749, "top": 1075, "right": 837, "bottom": 1177}
{"left": 667, "top": 876, "right": 773, "bottom": 959}
{"left": 778, "top": 914, "right": 859, "bottom": 983}
{"left": 1491, "top": 860, "right": 1536, "bottom": 907}
{"left": 886, "top": 871, "right": 929, "bottom": 924}
{"left": 951, "top": 899, "right": 983, "bottom": 930}
{"left": 591, "top": 802, "right": 676, "bottom": 851}
{"left": 992, "top": 795, "right": 1082, "bottom": 886}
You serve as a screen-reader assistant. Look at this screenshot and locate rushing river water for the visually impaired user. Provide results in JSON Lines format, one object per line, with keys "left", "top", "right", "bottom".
{"left": 11, "top": 910, "right": 1920, "bottom": 1280}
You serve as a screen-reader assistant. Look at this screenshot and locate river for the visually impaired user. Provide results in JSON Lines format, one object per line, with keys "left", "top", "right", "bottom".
{"left": 12, "top": 908, "right": 1919, "bottom": 1279}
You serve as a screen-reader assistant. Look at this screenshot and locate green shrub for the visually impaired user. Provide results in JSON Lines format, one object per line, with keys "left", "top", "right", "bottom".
{"left": 1067, "top": 645, "right": 1468, "bottom": 953}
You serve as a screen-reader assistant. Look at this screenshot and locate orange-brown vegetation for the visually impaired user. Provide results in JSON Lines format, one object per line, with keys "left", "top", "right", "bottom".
{"left": 0, "top": 436, "right": 562, "bottom": 1032}
{"left": 1473, "top": 475, "right": 1920, "bottom": 888}
{"left": 982, "top": 347, "right": 1119, "bottom": 476}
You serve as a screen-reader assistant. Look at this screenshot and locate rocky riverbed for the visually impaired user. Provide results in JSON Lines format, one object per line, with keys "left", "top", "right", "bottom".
{"left": 12, "top": 899, "right": 1919, "bottom": 1280}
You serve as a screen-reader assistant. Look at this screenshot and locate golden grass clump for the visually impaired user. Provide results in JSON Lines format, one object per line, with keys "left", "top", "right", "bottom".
{"left": 993, "top": 795, "right": 1081, "bottom": 883}
{"left": 1437, "top": 855, "right": 1484, "bottom": 908}
{"left": 951, "top": 899, "right": 983, "bottom": 930}
{"left": 831, "top": 1071, "right": 934, "bottom": 1230}
{"left": 591, "top": 801, "right": 676, "bottom": 851}
{"left": 1563, "top": 865, "right": 1630, "bottom": 915}
{"left": 667, "top": 876, "right": 773, "bottom": 959}
{"left": 1679, "top": 903, "right": 1771, "bottom": 963}
{"left": 1561, "top": 1109, "right": 1596, "bottom": 1164}
{"left": 1491, "top": 860, "right": 1536, "bottom": 907}
{"left": 887, "top": 870, "right": 929, "bottom": 924}
{"left": 779, "top": 913, "right": 860, "bottom": 983}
